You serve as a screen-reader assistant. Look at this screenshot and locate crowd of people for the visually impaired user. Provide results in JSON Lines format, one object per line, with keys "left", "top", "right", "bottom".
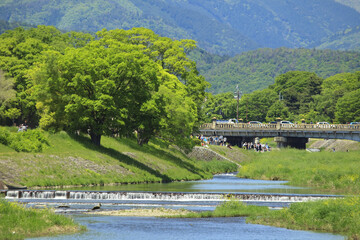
{"left": 242, "top": 142, "right": 271, "bottom": 152}
{"left": 198, "top": 135, "right": 232, "bottom": 149}
{"left": 198, "top": 135, "right": 271, "bottom": 151}
{"left": 17, "top": 121, "right": 28, "bottom": 132}
{"left": 198, "top": 135, "right": 227, "bottom": 146}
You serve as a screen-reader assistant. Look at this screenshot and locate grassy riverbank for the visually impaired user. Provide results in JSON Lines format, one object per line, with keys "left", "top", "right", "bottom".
{"left": 167, "top": 197, "right": 359, "bottom": 239}
{"left": 0, "top": 199, "right": 84, "bottom": 240}
{"left": 0, "top": 129, "right": 237, "bottom": 188}
{"left": 237, "top": 148, "right": 360, "bottom": 195}
{"left": 248, "top": 195, "right": 360, "bottom": 240}
{"left": 232, "top": 146, "right": 360, "bottom": 238}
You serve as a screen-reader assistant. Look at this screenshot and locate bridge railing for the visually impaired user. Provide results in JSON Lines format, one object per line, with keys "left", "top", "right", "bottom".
{"left": 200, "top": 123, "right": 360, "bottom": 131}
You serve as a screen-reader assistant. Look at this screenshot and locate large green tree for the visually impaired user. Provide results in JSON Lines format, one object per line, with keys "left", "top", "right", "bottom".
{"left": 97, "top": 28, "right": 209, "bottom": 121}
{"left": 31, "top": 28, "right": 205, "bottom": 150}
{"left": 0, "top": 26, "right": 94, "bottom": 127}
{"left": 33, "top": 40, "right": 161, "bottom": 145}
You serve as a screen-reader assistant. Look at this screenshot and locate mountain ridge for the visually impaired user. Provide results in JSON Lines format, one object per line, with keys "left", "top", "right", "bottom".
{"left": 1, "top": 0, "right": 360, "bottom": 55}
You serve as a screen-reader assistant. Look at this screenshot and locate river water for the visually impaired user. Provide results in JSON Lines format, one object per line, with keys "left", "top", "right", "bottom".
{"left": 26, "top": 174, "right": 344, "bottom": 240}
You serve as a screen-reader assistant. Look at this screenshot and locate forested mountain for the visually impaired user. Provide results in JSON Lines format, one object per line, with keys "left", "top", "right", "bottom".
{"left": 315, "top": 26, "right": 360, "bottom": 52}
{"left": 198, "top": 48, "right": 360, "bottom": 94}
{"left": 1, "top": 0, "right": 360, "bottom": 55}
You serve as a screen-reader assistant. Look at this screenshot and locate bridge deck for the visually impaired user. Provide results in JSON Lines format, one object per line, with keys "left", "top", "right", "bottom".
{"left": 201, "top": 123, "right": 360, "bottom": 131}
{"left": 199, "top": 123, "right": 360, "bottom": 142}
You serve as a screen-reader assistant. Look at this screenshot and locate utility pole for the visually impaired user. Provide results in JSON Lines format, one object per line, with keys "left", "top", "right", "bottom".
{"left": 236, "top": 85, "right": 239, "bottom": 120}
{"left": 235, "top": 85, "right": 241, "bottom": 120}
{"left": 279, "top": 91, "right": 283, "bottom": 101}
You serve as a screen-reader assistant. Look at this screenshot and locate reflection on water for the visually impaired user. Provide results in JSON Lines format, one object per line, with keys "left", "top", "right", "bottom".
{"left": 59, "top": 173, "right": 331, "bottom": 195}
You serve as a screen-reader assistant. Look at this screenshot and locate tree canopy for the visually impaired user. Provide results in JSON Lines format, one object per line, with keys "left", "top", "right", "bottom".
{"left": 0, "top": 26, "right": 208, "bottom": 151}
{"left": 203, "top": 71, "right": 360, "bottom": 124}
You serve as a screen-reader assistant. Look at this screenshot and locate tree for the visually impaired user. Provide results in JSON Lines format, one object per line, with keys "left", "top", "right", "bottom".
{"left": 97, "top": 28, "right": 209, "bottom": 124}
{"left": 238, "top": 88, "right": 277, "bottom": 122}
{"left": 266, "top": 101, "right": 290, "bottom": 122}
{"left": 202, "top": 92, "right": 237, "bottom": 122}
{"left": 33, "top": 39, "right": 161, "bottom": 145}
{"left": 32, "top": 28, "right": 203, "bottom": 149}
{"left": 156, "top": 74, "right": 198, "bottom": 152}
{"left": 0, "top": 26, "right": 95, "bottom": 127}
{"left": 270, "top": 71, "right": 323, "bottom": 115}
{"left": 314, "top": 72, "right": 360, "bottom": 120}
{"left": 0, "top": 69, "right": 16, "bottom": 124}
{"left": 96, "top": 28, "right": 207, "bottom": 147}
{"left": 335, "top": 89, "right": 360, "bottom": 123}
{"left": 4, "top": 108, "right": 21, "bottom": 125}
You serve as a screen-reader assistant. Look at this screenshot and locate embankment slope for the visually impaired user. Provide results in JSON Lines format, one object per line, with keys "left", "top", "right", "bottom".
{"left": 0, "top": 132, "right": 238, "bottom": 188}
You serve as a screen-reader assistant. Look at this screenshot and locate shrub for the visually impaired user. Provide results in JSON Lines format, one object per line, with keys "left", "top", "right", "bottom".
{"left": 0, "top": 128, "right": 10, "bottom": 145}
{"left": 0, "top": 128, "right": 49, "bottom": 152}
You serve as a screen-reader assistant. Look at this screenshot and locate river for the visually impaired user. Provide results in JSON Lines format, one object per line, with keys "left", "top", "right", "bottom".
{"left": 19, "top": 174, "right": 343, "bottom": 240}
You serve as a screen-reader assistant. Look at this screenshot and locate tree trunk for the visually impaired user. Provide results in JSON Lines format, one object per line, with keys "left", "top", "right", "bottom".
{"left": 137, "top": 137, "right": 150, "bottom": 146}
{"left": 136, "top": 130, "right": 150, "bottom": 146}
{"left": 90, "top": 132, "right": 101, "bottom": 146}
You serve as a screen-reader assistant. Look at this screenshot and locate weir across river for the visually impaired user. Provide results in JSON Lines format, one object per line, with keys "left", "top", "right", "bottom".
{"left": 5, "top": 190, "right": 341, "bottom": 203}
{"left": 199, "top": 121, "right": 360, "bottom": 149}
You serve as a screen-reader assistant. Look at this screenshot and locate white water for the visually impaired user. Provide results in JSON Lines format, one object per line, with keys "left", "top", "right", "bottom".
{"left": 6, "top": 190, "right": 339, "bottom": 202}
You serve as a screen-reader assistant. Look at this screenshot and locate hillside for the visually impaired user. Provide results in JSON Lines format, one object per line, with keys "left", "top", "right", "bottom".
{"left": 0, "top": 131, "right": 238, "bottom": 188}
{"left": 0, "top": 19, "right": 34, "bottom": 34}
{"left": 198, "top": 48, "right": 360, "bottom": 94}
{"left": 1, "top": 0, "right": 360, "bottom": 55}
{"left": 315, "top": 26, "right": 360, "bottom": 52}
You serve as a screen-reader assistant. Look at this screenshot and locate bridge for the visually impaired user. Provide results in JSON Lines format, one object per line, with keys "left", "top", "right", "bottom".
{"left": 199, "top": 120, "right": 360, "bottom": 149}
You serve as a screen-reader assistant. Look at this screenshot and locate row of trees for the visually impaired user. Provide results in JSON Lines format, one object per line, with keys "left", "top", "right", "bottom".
{"left": 0, "top": 26, "right": 208, "bottom": 150}
{"left": 203, "top": 71, "right": 360, "bottom": 124}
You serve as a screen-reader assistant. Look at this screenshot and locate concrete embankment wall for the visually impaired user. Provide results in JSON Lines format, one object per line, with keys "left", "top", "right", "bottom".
{"left": 187, "top": 146, "right": 240, "bottom": 166}
{"left": 309, "top": 139, "right": 360, "bottom": 152}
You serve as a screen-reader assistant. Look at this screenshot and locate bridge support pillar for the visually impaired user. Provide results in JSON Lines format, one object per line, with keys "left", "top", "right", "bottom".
{"left": 274, "top": 137, "right": 287, "bottom": 148}
{"left": 274, "top": 137, "right": 308, "bottom": 149}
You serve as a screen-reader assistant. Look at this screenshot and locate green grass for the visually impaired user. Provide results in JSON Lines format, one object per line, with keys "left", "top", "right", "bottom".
{"left": 0, "top": 131, "right": 237, "bottom": 187}
{"left": 237, "top": 148, "right": 360, "bottom": 194}
{"left": 168, "top": 196, "right": 360, "bottom": 239}
{"left": 248, "top": 196, "right": 360, "bottom": 240}
{"left": 195, "top": 159, "right": 238, "bottom": 174}
{"left": 168, "top": 199, "right": 270, "bottom": 218}
{"left": 0, "top": 199, "right": 84, "bottom": 240}
{"left": 232, "top": 146, "right": 360, "bottom": 238}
